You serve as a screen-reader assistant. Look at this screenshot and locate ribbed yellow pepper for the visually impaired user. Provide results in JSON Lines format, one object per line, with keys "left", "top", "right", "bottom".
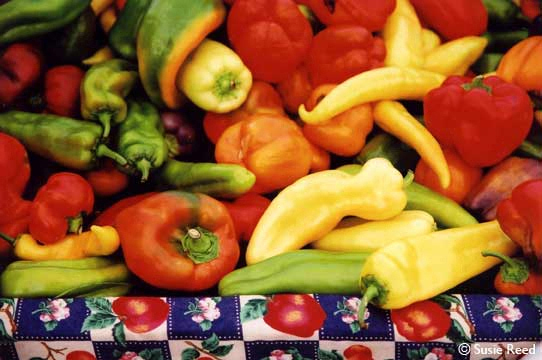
{"left": 246, "top": 158, "right": 407, "bottom": 264}
{"left": 422, "top": 28, "right": 441, "bottom": 56}
{"left": 311, "top": 210, "right": 436, "bottom": 253}
{"left": 424, "top": 36, "right": 488, "bottom": 76}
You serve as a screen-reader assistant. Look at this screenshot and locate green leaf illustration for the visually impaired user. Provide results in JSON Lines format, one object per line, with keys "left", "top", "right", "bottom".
{"left": 318, "top": 349, "right": 344, "bottom": 360}
{"left": 419, "top": 346, "right": 429, "bottom": 357}
{"left": 532, "top": 295, "right": 542, "bottom": 309}
{"left": 446, "top": 319, "right": 473, "bottom": 344}
{"left": 406, "top": 349, "right": 420, "bottom": 360}
{"left": 240, "top": 298, "right": 268, "bottom": 323}
{"left": 433, "top": 294, "right": 461, "bottom": 310}
{"left": 44, "top": 320, "right": 58, "bottom": 332}
{"left": 211, "top": 344, "right": 234, "bottom": 357}
{"left": 139, "top": 348, "right": 163, "bottom": 360}
{"left": 0, "top": 319, "right": 14, "bottom": 343}
{"left": 112, "top": 349, "right": 123, "bottom": 358}
{"left": 199, "top": 320, "right": 212, "bottom": 331}
{"left": 349, "top": 322, "right": 361, "bottom": 334}
{"left": 501, "top": 321, "right": 514, "bottom": 333}
{"left": 85, "top": 298, "right": 113, "bottom": 314}
{"left": 181, "top": 348, "right": 199, "bottom": 360}
{"left": 81, "top": 311, "right": 118, "bottom": 332}
{"left": 202, "top": 333, "right": 220, "bottom": 352}
{"left": 29, "top": 357, "right": 46, "bottom": 360}
{"left": 212, "top": 297, "right": 222, "bottom": 304}
{"left": 113, "top": 322, "right": 126, "bottom": 347}
{"left": 0, "top": 298, "right": 15, "bottom": 308}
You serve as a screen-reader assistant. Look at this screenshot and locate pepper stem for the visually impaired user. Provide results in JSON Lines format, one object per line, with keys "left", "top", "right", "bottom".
{"left": 98, "top": 112, "right": 112, "bottom": 138}
{"left": 482, "top": 250, "right": 530, "bottom": 284}
{"left": 0, "top": 232, "right": 16, "bottom": 246}
{"left": 461, "top": 76, "right": 492, "bottom": 94}
{"left": 518, "top": 140, "right": 542, "bottom": 160}
{"left": 137, "top": 159, "right": 151, "bottom": 183}
{"left": 173, "top": 226, "right": 219, "bottom": 264}
{"left": 403, "top": 170, "right": 415, "bottom": 188}
{"left": 95, "top": 144, "right": 127, "bottom": 166}
{"left": 67, "top": 213, "right": 83, "bottom": 234}
{"left": 358, "top": 285, "right": 379, "bottom": 328}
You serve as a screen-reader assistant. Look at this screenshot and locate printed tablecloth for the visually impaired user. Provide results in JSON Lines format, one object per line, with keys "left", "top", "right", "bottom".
{"left": 0, "top": 294, "right": 540, "bottom": 360}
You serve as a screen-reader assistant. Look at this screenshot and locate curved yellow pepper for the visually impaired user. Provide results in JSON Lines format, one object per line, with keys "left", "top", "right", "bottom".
{"left": 246, "top": 158, "right": 407, "bottom": 264}
{"left": 424, "top": 36, "right": 488, "bottom": 76}
{"left": 82, "top": 46, "right": 114, "bottom": 66}
{"left": 422, "top": 29, "right": 441, "bottom": 56}
{"left": 298, "top": 67, "right": 445, "bottom": 124}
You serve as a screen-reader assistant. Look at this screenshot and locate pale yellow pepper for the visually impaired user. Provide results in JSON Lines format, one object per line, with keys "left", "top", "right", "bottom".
{"left": 424, "top": 36, "right": 488, "bottom": 76}
{"left": 82, "top": 46, "right": 114, "bottom": 66}
{"left": 246, "top": 158, "right": 407, "bottom": 264}
{"left": 422, "top": 28, "right": 441, "bottom": 56}
{"left": 311, "top": 210, "right": 436, "bottom": 252}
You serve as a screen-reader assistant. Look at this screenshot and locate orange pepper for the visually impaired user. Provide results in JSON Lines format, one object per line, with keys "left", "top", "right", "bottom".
{"left": 215, "top": 113, "right": 312, "bottom": 194}
{"left": 415, "top": 148, "right": 483, "bottom": 204}
{"left": 302, "top": 84, "right": 374, "bottom": 157}
{"left": 203, "top": 81, "right": 285, "bottom": 143}
{"left": 276, "top": 65, "right": 313, "bottom": 114}
{"left": 308, "top": 142, "right": 330, "bottom": 172}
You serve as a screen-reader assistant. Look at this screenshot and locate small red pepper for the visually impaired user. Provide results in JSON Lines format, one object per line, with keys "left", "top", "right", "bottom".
{"left": 0, "top": 133, "right": 31, "bottom": 196}
{"left": 482, "top": 251, "right": 542, "bottom": 295}
{"left": 221, "top": 193, "right": 271, "bottom": 242}
{"left": 424, "top": 76, "right": 533, "bottom": 167}
{"left": 391, "top": 300, "right": 451, "bottom": 342}
{"left": 0, "top": 43, "right": 43, "bottom": 105}
{"left": 521, "top": 0, "right": 541, "bottom": 20}
{"left": 496, "top": 179, "right": 542, "bottom": 268}
{"left": 276, "top": 64, "right": 313, "bottom": 114}
{"left": 44, "top": 65, "right": 85, "bottom": 117}
{"left": 85, "top": 159, "right": 129, "bottom": 197}
{"left": 227, "top": 0, "right": 313, "bottom": 83}
{"left": 0, "top": 187, "right": 31, "bottom": 256}
{"left": 29, "top": 172, "right": 95, "bottom": 244}
{"left": 92, "top": 192, "right": 157, "bottom": 227}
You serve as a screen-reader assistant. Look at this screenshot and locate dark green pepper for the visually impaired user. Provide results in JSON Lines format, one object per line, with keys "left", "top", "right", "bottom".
{"left": 472, "top": 53, "right": 504, "bottom": 74}
{"left": 109, "top": 0, "right": 152, "bottom": 60}
{"left": 118, "top": 101, "right": 169, "bottom": 182}
{"left": 482, "top": 0, "right": 528, "bottom": 28}
{"left": 219, "top": 250, "right": 370, "bottom": 296}
{"left": 356, "top": 133, "right": 419, "bottom": 175}
{"left": 80, "top": 59, "right": 138, "bottom": 138}
{"left": 483, "top": 29, "right": 529, "bottom": 52}
{"left": 0, "top": 111, "right": 127, "bottom": 170}
{"left": 160, "top": 159, "right": 256, "bottom": 198}
{"left": 0, "top": 257, "right": 131, "bottom": 298}
{"left": 0, "top": 0, "right": 90, "bottom": 46}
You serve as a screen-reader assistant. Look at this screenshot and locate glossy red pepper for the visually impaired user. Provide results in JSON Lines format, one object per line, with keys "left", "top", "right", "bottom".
{"left": 276, "top": 64, "right": 313, "bottom": 114}
{"left": 93, "top": 192, "right": 157, "bottom": 227}
{"left": 227, "top": 0, "right": 313, "bottom": 83}
{"left": 521, "top": 0, "right": 541, "bottom": 20}
{"left": 482, "top": 251, "right": 542, "bottom": 295}
{"left": 410, "top": 0, "right": 488, "bottom": 40}
{"left": 424, "top": 76, "right": 533, "bottom": 167}
{"left": 115, "top": 191, "right": 239, "bottom": 291}
{"left": 0, "top": 186, "right": 31, "bottom": 256}
{"left": 85, "top": 159, "right": 129, "bottom": 197}
{"left": 0, "top": 133, "right": 30, "bottom": 196}
{"left": 306, "top": 25, "right": 386, "bottom": 87}
{"left": 496, "top": 179, "right": 542, "bottom": 268}
{"left": 44, "top": 65, "right": 85, "bottom": 117}
{"left": 221, "top": 193, "right": 271, "bottom": 242}
{"left": 297, "top": 0, "right": 396, "bottom": 32}
{"left": 0, "top": 43, "right": 43, "bottom": 105}
{"left": 29, "top": 172, "right": 95, "bottom": 244}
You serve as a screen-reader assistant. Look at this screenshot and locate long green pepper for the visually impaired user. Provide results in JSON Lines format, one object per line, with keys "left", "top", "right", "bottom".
{"left": 80, "top": 59, "right": 138, "bottom": 138}
{"left": 0, "top": 111, "right": 127, "bottom": 170}
{"left": 117, "top": 101, "right": 169, "bottom": 182}
{"left": 109, "top": 0, "right": 152, "bottom": 60}
{"left": 0, "top": 0, "right": 90, "bottom": 46}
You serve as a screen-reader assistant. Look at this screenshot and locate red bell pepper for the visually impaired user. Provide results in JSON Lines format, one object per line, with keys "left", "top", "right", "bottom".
{"left": 276, "top": 64, "right": 313, "bottom": 114}
{"left": 44, "top": 65, "right": 85, "bottom": 117}
{"left": 29, "top": 172, "right": 95, "bottom": 244}
{"left": 93, "top": 192, "right": 157, "bottom": 227}
{"left": 0, "top": 43, "right": 43, "bottom": 105}
{"left": 0, "top": 186, "right": 31, "bottom": 256}
{"left": 297, "top": 0, "right": 396, "bottom": 32}
{"left": 0, "top": 133, "right": 30, "bottom": 196}
{"left": 482, "top": 251, "right": 542, "bottom": 295}
{"left": 496, "top": 179, "right": 542, "bottom": 269}
{"left": 306, "top": 25, "right": 386, "bottom": 87}
{"left": 410, "top": 0, "right": 488, "bottom": 40}
{"left": 85, "top": 159, "right": 129, "bottom": 197}
{"left": 115, "top": 191, "right": 239, "bottom": 291}
{"left": 221, "top": 193, "right": 271, "bottom": 242}
{"left": 425, "top": 76, "right": 533, "bottom": 168}
{"left": 227, "top": 0, "right": 313, "bottom": 83}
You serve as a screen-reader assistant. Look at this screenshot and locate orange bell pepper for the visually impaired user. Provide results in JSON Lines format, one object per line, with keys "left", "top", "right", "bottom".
{"left": 215, "top": 113, "right": 312, "bottom": 194}
{"left": 415, "top": 148, "right": 482, "bottom": 204}
{"left": 276, "top": 65, "right": 313, "bottom": 114}
{"left": 302, "top": 84, "right": 374, "bottom": 157}
{"left": 203, "top": 81, "right": 285, "bottom": 143}
{"left": 308, "top": 142, "right": 331, "bottom": 172}
{"left": 497, "top": 36, "right": 542, "bottom": 91}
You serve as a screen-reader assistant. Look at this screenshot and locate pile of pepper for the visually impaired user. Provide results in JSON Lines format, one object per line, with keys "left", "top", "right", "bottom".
{"left": 0, "top": 0, "right": 541, "bottom": 330}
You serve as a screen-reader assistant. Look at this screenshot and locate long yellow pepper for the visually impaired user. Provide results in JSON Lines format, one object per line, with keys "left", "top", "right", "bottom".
{"left": 383, "top": 0, "right": 424, "bottom": 68}
{"left": 421, "top": 29, "right": 441, "bottom": 56}
{"left": 424, "top": 36, "right": 488, "bottom": 76}
{"left": 298, "top": 67, "right": 445, "bottom": 124}
{"left": 374, "top": 100, "right": 451, "bottom": 188}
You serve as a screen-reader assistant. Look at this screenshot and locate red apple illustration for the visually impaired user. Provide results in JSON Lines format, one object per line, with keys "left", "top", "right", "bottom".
{"left": 391, "top": 300, "right": 451, "bottom": 342}
{"left": 263, "top": 294, "right": 326, "bottom": 337}
{"left": 112, "top": 297, "right": 170, "bottom": 333}
{"left": 66, "top": 350, "right": 96, "bottom": 360}
{"left": 344, "top": 344, "right": 373, "bottom": 360}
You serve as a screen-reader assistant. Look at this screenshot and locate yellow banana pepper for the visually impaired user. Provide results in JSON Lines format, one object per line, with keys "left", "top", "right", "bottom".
{"left": 374, "top": 100, "right": 450, "bottom": 188}
{"left": 176, "top": 39, "right": 253, "bottom": 113}
{"left": 422, "top": 28, "right": 441, "bottom": 56}
{"left": 246, "top": 158, "right": 407, "bottom": 264}
{"left": 383, "top": 0, "right": 424, "bottom": 69}
{"left": 357, "top": 221, "right": 517, "bottom": 325}
{"left": 311, "top": 210, "right": 436, "bottom": 252}
{"left": 82, "top": 46, "right": 114, "bottom": 66}
{"left": 0, "top": 226, "right": 120, "bottom": 261}
{"left": 424, "top": 36, "right": 488, "bottom": 76}
{"left": 298, "top": 67, "right": 445, "bottom": 124}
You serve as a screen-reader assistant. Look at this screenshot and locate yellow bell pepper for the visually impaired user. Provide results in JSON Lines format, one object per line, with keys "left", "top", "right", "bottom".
{"left": 357, "top": 221, "right": 517, "bottom": 325}
{"left": 424, "top": 36, "right": 488, "bottom": 76}
{"left": 383, "top": 0, "right": 424, "bottom": 69}
{"left": 0, "top": 225, "right": 120, "bottom": 261}
{"left": 298, "top": 67, "right": 445, "bottom": 124}
{"left": 374, "top": 100, "right": 450, "bottom": 188}
{"left": 422, "top": 28, "right": 441, "bottom": 56}
{"left": 311, "top": 210, "right": 436, "bottom": 252}
{"left": 246, "top": 158, "right": 407, "bottom": 264}
{"left": 176, "top": 39, "right": 253, "bottom": 113}
{"left": 82, "top": 46, "right": 114, "bottom": 66}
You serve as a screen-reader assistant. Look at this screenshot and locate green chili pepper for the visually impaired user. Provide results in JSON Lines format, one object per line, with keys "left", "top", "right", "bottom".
{"left": 0, "top": 0, "right": 90, "bottom": 46}
{"left": 160, "top": 159, "right": 256, "bottom": 198}
{"left": 472, "top": 53, "right": 504, "bottom": 74}
{"left": 0, "top": 257, "right": 131, "bottom": 298}
{"left": 80, "top": 59, "right": 138, "bottom": 138}
{"left": 483, "top": 29, "right": 529, "bottom": 52}
{"left": 356, "top": 133, "right": 419, "bottom": 175}
{"left": 118, "top": 101, "right": 169, "bottom": 182}
{"left": 0, "top": 111, "right": 127, "bottom": 170}
{"left": 482, "top": 0, "right": 528, "bottom": 28}
{"left": 219, "top": 250, "right": 370, "bottom": 296}
{"left": 109, "top": 0, "right": 152, "bottom": 60}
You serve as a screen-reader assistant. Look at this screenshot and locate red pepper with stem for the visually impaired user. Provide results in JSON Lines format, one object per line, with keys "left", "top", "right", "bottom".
{"left": 482, "top": 251, "right": 542, "bottom": 295}
{"left": 0, "top": 43, "right": 43, "bottom": 105}
{"left": 29, "top": 172, "right": 94, "bottom": 245}
{"left": 221, "top": 193, "right": 271, "bottom": 242}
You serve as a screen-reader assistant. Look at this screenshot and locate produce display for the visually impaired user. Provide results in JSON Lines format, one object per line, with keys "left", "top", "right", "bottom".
{"left": 0, "top": 0, "right": 542, "bottom": 353}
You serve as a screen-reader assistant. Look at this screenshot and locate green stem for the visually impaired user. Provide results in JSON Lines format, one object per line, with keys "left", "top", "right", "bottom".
{"left": 67, "top": 213, "right": 83, "bottom": 234}
{"left": 518, "top": 140, "right": 542, "bottom": 159}
{"left": 175, "top": 226, "right": 219, "bottom": 264}
{"left": 481, "top": 250, "right": 516, "bottom": 267}
{"left": 482, "top": 250, "right": 529, "bottom": 284}
{"left": 358, "top": 285, "right": 379, "bottom": 329}
{"left": 461, "top": 76, "right": 492, "bottom": 93}
{"left": 95, "top": 144, "right": 127, "bottom": 166}
{"left": 0, "top": 232, "right": 16, "bottom": 246}
{"left": 403, "top": 170, "right": 415, "bottom": 188}
{"left": 137, "top": 159, "right": 151, "bottom": 182}
{"left": 98, "top": 112, "right": 112, "bottom": 138}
